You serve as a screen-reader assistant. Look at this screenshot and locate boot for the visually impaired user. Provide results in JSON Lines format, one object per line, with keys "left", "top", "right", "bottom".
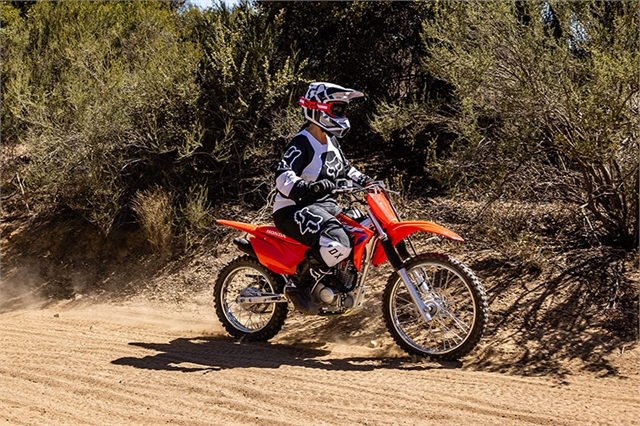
{"left": 285, "top": 252, "right": 326, "bottom": 315}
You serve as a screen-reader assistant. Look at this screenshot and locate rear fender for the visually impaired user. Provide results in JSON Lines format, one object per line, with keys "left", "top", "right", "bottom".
{"left": 217, "top": 220, "right": 306, "bottom": 275}
{"left": 217, "top": 220, "right": 259, "bottom": 235}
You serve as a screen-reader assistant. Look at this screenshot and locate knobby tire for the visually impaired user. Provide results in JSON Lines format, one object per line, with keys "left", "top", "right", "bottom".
{"left": 214, "top": 255, "right": 288, "bottom": 341}
{"left": 382, "top": 253, "right": 488, "bottom": 360}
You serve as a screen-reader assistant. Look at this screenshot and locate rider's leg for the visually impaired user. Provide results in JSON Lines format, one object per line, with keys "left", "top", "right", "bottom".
{"left": 284, "top": 250, "right": 326, "bottom": 315}
{"left": 286, "top": 223, "right": 352, "bottom": 314}
{"left": 313, "top": 223, "right": 352, "bottom": 268}
{"left": 287, "top": 241, "right": 351, "bottom": 315}
{"left": 273, "top": 202, "right": 352, "bottom": 315}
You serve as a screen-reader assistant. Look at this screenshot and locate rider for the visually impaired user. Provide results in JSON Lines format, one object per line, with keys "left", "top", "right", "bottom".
{"left": 272, "top": 82, "right": 373, "bottom": 315}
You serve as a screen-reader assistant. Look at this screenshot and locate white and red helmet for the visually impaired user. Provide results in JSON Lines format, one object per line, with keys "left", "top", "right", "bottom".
{"left": 299, "top": 82, "right": 364, "bottom": 138}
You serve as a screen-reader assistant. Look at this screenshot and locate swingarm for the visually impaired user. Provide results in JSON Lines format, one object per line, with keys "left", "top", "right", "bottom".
{"left": 236, "top": 293, "right": 288, "bottom": 305}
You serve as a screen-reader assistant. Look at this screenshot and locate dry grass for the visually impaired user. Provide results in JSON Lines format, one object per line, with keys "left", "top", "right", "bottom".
{"left": 131, "top": 186, "right": 173, "bottom": 255}
{"left": 180, "top": 184, "right": 214, "bottom": 253}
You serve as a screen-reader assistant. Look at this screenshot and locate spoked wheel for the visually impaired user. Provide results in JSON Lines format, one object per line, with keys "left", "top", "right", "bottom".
{"left": 383, "top": 253, "right": 488, "bottom": 360}
{"left": 214, "top": 255, "right": 288, "bottom": 341}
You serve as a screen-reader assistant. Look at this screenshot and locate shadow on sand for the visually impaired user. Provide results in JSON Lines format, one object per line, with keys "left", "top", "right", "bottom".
{"left": 112, "top": 336, "right": 462, "bottom": 373}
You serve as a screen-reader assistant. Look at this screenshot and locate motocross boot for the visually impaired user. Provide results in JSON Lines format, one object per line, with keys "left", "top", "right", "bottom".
{"left": 285, "top": 252, "right": 327, "bottom": 315}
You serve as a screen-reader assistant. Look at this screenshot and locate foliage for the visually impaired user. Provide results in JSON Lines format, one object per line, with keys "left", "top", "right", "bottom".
{"left": 1, "top": 0, "right": 304, "bottom": 238}
{"left": 2, "top": 1, "right": 202, "bottom": 232}
{"left": 184, "top": 0, "right": 306, "bottom": 203}
{"left": 180, "top": 183, "right": 214, "bottom": 252}
{"left": 2, "top": 0, "right": 637, "bottom": 253}
{"left": 372, "top": 1, "right": 639, "bottom": 249}
{"left": 259, "top": 1, "right": 438, "bottom": 155}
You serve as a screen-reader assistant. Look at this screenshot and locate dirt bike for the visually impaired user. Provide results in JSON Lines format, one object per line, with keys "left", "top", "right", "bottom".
{"left": 214, "top": 180, "right": 488, "bottom": 360}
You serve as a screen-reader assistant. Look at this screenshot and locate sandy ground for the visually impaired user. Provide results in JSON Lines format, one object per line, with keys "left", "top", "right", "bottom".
{"left": 1, "top": 298, "right": 638, "bottom": 426}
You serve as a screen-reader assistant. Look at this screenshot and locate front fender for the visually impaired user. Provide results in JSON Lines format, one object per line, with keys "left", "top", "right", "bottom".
{"left": 371, "top": 220, "right": 464, "bottom": 267}
{"left": 386, "top": 221, "right": 464, "bottom": 245}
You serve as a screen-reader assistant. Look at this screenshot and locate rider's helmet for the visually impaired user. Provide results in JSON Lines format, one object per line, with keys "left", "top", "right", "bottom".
{"left": 300, "top": 82, "right": 364, "bottom": 138}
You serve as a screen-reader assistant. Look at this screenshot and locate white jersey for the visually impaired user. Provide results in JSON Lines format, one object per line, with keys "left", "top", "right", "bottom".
{"left": 273, "top": 129, "right": 369, "bottom": 213}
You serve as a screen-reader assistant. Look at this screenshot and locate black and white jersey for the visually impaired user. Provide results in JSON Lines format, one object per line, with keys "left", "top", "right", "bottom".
{"left": 273, "top": 129, "right": 369, "bottom": 213}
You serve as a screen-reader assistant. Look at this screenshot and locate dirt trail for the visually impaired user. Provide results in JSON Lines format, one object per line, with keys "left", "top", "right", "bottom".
{"left": 1, "top": 299, "right": 638, "bottom": 426}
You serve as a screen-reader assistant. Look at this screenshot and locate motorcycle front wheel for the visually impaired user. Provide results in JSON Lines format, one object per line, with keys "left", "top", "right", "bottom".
{"left": 383, "top": 253, "right": 488, "bottom": 360}
{"left": 214, "top": 255, "right": 288, "bottom": 341}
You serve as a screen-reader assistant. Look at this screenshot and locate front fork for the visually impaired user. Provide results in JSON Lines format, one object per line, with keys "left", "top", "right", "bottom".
{"left": 396, "top": 267, "right": 433, "bottom": 322}
{"left": 367, "top": 207, "right": 433, "bottom": 323}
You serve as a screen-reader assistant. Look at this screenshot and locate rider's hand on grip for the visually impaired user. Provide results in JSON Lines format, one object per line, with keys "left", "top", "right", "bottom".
{"left": 310, "top": 179, "right": 336, "bottom": 196}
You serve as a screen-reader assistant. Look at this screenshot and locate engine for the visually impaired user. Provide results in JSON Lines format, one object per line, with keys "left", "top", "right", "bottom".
{"left": 328, "top": 260, "right": 357, "bottom": 293}
{"left": 312, "top": 260, "right": 363, "bottom": 314}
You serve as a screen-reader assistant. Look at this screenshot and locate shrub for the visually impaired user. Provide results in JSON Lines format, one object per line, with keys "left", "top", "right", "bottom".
{"left": 2, "top": 1, "right": 202, "bottom": 232}
{"left": 372, "top": 1, "right": 639, "bottom": 249}
{"left": 180, "top": 184, "right": 214, "bottom": 252}
{"left": 184, "top": 0, "right": 306, "bottom": 205}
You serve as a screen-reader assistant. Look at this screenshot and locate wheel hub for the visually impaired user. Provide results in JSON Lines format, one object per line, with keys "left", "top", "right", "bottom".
{"left": 423, "top": 298, "right": 443, "bottom": 317}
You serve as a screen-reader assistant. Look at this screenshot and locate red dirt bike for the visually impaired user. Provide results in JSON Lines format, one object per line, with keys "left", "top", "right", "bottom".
{"left": 214, "top": 181, "right": 487, "bottom": 360}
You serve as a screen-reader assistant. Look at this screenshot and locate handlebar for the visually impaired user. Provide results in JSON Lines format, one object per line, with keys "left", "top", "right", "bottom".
{"left": 331, "top": 179, "right": 399, "bottom": 196}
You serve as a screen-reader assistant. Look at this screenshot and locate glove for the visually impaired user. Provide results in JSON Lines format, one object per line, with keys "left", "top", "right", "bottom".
{"left": 310, "top": 179, "right": 336, "bottom": 196}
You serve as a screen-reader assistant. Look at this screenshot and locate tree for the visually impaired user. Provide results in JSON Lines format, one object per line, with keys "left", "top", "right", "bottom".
{"left": 2, "top": 0, "right": 306, "bottom": 239}
{"left": 184, "top": 0, "right": 305, "bottom": 203}
{"left": 259, "top": 1, "right": 439, "bottom": 157}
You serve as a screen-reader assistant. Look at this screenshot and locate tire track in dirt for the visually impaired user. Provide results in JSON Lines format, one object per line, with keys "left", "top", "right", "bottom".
{"left": 1, "top": 301, "right": 638, "bottom": 426}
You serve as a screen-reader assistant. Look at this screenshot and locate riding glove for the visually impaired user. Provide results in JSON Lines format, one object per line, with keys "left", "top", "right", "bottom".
{"left": 310, "top": 179, "right": 336, "bottom": 196}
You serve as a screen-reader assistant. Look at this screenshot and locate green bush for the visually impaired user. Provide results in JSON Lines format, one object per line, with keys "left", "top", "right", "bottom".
{"left": 2, "top": 1, "right": 202, "bottom": 233}
{"left": 184, "top": 0, "right": 306, "bottom": 204}
{"left": 260, "top": 1, "right": 437, "bottom": 157}
{"left": 372, "top": 1, "right": 639, "bottom": 249}
{"left": 3, "top": 0, "right": 636, "bottom": 253}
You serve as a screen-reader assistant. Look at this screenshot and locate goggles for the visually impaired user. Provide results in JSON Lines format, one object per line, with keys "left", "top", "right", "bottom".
{"left": 300, "top": 97, "right": 348, "bottom": 118}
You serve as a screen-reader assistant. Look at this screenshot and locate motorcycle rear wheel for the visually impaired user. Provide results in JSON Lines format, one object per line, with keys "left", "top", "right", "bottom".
{"left": 383, "top": 253, "right": 488, "bottom": 360}
{"left": 214, "top": 255, "right": 288, "bottom": 341}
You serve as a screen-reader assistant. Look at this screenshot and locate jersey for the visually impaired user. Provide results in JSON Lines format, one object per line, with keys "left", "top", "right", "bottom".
{"left": 273, "top": 129, "right": 369, "bottom": 213}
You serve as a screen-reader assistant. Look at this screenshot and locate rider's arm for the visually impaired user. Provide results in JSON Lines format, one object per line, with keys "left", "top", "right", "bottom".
{"left": 347, "top": 166, "right": 373, "bottom": 187}
{"left": 274, "top": 136, "right": 317, "bottom": 201}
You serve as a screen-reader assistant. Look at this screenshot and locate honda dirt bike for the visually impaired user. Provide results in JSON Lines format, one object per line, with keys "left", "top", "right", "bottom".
{"left": 214, "top": 181, "right": 487, "bottom": 360}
